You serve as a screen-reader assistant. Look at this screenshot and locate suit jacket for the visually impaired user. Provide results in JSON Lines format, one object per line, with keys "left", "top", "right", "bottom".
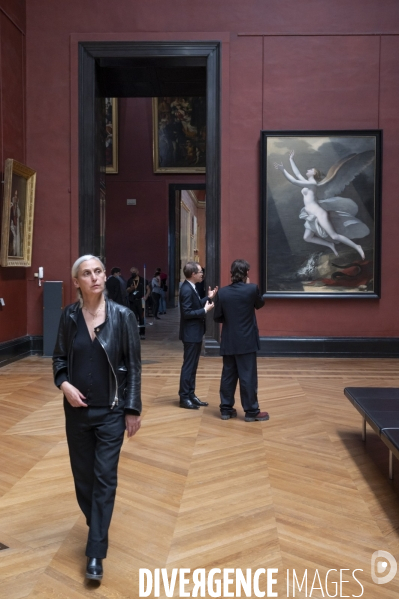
{"left": 106, "top": 276, "right": 124, "bottom": 305}
{"left": 179, "top": 280, "right": 208, "bottom": 343}
{"left": 213, "top": 281, "right": 265, "bottom": 355}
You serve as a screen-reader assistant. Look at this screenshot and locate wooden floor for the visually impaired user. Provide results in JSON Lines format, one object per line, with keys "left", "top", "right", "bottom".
{"left": 1, "top": 307, "right": 399, "bottom": 597}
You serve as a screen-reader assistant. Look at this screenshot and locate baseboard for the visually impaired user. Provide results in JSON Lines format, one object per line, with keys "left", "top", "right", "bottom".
{"left": 0, "top": 336, "right": 43, "bottom": 367}
{"left": 205, "top": 337, "right": 399, "bottom": 358}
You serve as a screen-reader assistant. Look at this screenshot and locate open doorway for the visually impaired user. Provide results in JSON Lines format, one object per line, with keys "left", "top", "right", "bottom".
{"left": 78, "top": 41, "right": 220, "bottom": 343}
{"left": 168, "top": 184, "right": 206, "bottom": 307}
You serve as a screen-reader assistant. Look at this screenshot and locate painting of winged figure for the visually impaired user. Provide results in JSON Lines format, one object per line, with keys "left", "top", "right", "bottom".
{"left": 261, "top": 132, "right": 381, "bottom": 297}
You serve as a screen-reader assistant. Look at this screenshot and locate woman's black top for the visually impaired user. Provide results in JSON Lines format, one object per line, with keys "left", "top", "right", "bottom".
{"left": 71, "top": 310, "right": 110, "bottom": 406}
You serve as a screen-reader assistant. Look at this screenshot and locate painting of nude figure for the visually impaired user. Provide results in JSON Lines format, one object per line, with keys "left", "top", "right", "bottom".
{"left": 260, "top": 130, "right": 382, "bottom": 298}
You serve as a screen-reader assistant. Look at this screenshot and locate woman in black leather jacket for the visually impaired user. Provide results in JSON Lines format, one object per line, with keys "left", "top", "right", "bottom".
{"left": 53, "top": 254, "right": 141, "bottom": 581}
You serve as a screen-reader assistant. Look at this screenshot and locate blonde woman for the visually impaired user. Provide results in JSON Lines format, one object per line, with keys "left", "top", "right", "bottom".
{"left": 53, "top": 255, "right": 141, "bottom": 581}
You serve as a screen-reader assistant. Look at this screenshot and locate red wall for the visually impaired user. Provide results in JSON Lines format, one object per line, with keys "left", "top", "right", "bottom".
{"left": 105, "top": 97, "right": 205, "bottom": 280}
{"left": 23, "top": 0, "right": 399, "bottom": 339}
{"left": 0, "top": 1, "right": 27, "bottom": 343}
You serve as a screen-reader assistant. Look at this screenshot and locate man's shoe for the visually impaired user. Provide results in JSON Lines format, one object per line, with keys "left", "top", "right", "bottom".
{"left": 244, "top": 411, "right": 270, "bottom": 422}
{"left": 179, "top": 399, "right": 200, "bottom": 410}
{"left": 191, "top": 395, "right": 208, "bottom": 407}
{"left": 140, "top": 335, "right": 145, "bottom": 340}
{"left": 220, "top": 409, "right": 237, "bottom": 420}
{"left": 86, "top": 557, "right": 103, "bottom": 581}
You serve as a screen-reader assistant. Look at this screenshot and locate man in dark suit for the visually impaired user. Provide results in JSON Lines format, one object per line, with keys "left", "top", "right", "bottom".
{"left": 179, "top": 262, "right": 218, "bottom": 409}
{"left": 213, "top": 259, "right": 269, "bottom": 422}
{"left": 105, "top": 267, "right": 125, "bottom": 306}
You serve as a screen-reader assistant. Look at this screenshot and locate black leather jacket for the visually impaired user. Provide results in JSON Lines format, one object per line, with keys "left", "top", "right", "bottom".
{"left": 53, "top": 299, "right": 141, "bottom": 412}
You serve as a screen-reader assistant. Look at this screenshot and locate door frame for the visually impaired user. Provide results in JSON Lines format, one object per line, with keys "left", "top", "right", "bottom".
{"left": 78, "top": 41, "right": 221, "bottom": 342}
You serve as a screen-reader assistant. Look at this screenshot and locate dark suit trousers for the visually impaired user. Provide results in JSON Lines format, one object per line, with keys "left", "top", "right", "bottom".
{"left": 219, "top": 352, "right": 260, "bottom": 416}
{"left": 64, "top": 400, "right": 125, "bottom": 558}
{"left": 179, "top": 342, "right": 202, "bottom": 400}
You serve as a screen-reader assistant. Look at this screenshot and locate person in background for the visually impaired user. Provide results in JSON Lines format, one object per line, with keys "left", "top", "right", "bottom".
{"left": 178, "top": 261, "right": 218, "bottom": 409}
{"left": 53, "top": 255, "right": 141, "bottom": 581}
{"left": 195, "top": 266, "right": 206, "bottom": 299}
{"left": 213, "top": 259, "right": 269, "bottom": 422}
{"left": 158, "top": 267, "right": 168, "bottom": 314}
{"left": 151, "top": 269, "right": 162, "bottom": 320}
{"left": 105, "top": 267, "right": 125, "bottom": 306}
{"left": 127, "top": 266, "right": 150, "bottom": 340}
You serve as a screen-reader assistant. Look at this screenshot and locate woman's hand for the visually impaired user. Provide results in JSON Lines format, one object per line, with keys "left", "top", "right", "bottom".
{"left": 274, "top": 162, "right": 284, "bottom": 171}
{"left": 125, "top": 414, "right": 141, "bottom": 438}
{"left": 289, "top": 149, "right": 295, "bottom": 159}
{"left": 60, "top": 381, "right": 88, "bottom": 407}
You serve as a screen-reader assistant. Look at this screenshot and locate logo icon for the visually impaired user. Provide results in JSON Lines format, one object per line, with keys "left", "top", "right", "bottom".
{"left": 371, "top": 550, "right": 397, "bottom": 584}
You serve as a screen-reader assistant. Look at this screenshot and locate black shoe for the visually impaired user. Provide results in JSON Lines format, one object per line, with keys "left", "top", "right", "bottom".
{"left": 179, "top": 399, "right": 200, "bottom": 410}
{"left": 86, "top": 557, "right": 103, "bottom": 581}
{"left": 155, "top": 316, "right": 161, "bottom": 320}
{"left": 140, "top": 335, "right": 145, "bottom": 340}
{"left": 221, "top": 409, "right": 237, "bottom": 420}
{"left": 191, "top": 395, "right": 208, "bottom": 407}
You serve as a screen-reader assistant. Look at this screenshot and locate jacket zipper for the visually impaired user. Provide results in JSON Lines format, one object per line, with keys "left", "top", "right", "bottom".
{"left": 96, "top": 332, "right": 119, "bottom": 409}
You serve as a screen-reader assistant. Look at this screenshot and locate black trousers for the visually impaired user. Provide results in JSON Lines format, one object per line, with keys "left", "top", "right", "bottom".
{"left": 179, "top": 341, "right": 202, "bottom": 400}
{"left": 130, "top": 299, "right": 145, "bottom": 336}
{"left": 152, "top": 292, "right": 161, "bottom": 318}
{"left": 64, "top": 399, "right": 125, "bottom": 558}
{"left": 219, "top": 352, "right": 260, "bottom": 416}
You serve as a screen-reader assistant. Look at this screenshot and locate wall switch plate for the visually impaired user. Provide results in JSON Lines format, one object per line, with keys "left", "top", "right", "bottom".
{"left": 0, "top": 298, "right": 5, "bottom": 306}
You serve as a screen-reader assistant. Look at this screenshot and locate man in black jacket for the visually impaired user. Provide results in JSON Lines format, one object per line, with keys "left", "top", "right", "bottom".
{"left": 179, "top": 261, "right": 218, "bottom": 409}
{"left": 213, "top": 259, "right": 269, "bottom": 422}
{"left": 105, "top": 267, "right": 125, "bottom": 305}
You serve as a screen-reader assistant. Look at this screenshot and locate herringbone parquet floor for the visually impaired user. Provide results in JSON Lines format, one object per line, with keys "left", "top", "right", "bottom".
{"left": 1, "top": 307, "right": 399, "bottom": 597}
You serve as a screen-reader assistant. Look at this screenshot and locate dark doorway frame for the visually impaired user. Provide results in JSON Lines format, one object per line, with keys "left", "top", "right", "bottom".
{"left": 168, "top": 183, "right": 206, "bottom": 307}
{"left": 78, "top": 41, "right": 220, "bottom": 342}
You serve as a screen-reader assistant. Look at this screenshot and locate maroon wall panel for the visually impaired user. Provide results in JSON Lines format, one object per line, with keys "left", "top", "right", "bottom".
{"left": 226, "top": 36, "right": 263, "bottom": 286}
{"left": 25, "top": 17, "right": 78, "bottom": 335}
{"left": 105, "top": 97, "right": 205, "bottom": 280}
{"left": 25, "top": 0, "right": 399, "bottom": 37}
{"left": 256, "top": 35, "right": 385, "bottom": 337}
{"left": 377, "top": 37, "right": 399, "bottom": 334}
{"left": 0, "top": 10, "right": 27, "bottom": 343}
{"left": 0, "top": 0, "right": 25, "bottom": 33}
{"left": 262, "top": 36, "right": 380, "bottom": 131}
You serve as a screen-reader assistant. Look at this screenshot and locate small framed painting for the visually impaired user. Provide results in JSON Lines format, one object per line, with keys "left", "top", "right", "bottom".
{"left": 260, "top": 130, "right": 382, "bottom": 298}
{"left": 152, "top": 97, "right": 206, "bottom": 173}
{"left": 0, "top": 159, "right": 37, "bottom": 267}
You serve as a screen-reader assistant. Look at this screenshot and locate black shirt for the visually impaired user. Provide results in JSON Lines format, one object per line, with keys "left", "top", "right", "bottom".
{"left": 71, "top": 310, "right": 110, "bottom": 406}
{"left": 127, "top": 276, "right": 148, "bottom": 301}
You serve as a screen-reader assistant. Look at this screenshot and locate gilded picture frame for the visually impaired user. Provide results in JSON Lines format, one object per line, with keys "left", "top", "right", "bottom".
{"left": 0, "top": 159, "right": 37, "bottom": 267}
{"left": 260, "top": 130, "right": 382, "bottom": 298}
{"left": 152, "top": 97, "right": 206, "bottom": 173}
{"left": 106, "top": 97, "right": 118, "bottom": 174}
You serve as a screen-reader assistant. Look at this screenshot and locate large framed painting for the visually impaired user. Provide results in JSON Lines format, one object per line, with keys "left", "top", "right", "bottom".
{"left": 105, "top": 97, "right": 118, "bottom": 174}
{"left": 0, "top": 159, "right": 37, "bottom": 267}
{"left": 260, "top": 130, "right": 382, "bottom": 298}
{"left": 152, "top": 97, "right": 206, "bottom": 173}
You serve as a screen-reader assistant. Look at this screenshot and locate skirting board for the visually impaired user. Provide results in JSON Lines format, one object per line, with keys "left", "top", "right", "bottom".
{"left": 205, "top": 337, "right": 399, "bottom": 358}
{"left": 1, "top": 336, "right": 399, "bottom": 367}
{"left": 0, "top": 336, "right": 43, "bottom": 367}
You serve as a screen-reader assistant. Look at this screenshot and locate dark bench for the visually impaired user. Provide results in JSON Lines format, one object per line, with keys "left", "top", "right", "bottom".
{"left": 344, "top": 387, "right": 399, "bottom": 479}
